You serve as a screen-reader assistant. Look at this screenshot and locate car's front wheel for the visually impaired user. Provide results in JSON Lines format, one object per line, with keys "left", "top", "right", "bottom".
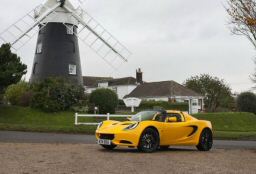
{"left": 101, "top": 144, "right": 117, "bottom": 150}
{"left": 196, "top": 128, "right": 213, "bottom": 151}
{"left": 138, "top": 128, "right": 159, "bottom": 153}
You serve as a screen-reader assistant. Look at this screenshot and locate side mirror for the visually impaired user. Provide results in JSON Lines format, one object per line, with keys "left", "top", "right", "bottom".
{"left": 167, "top": 117, "right": 178, "bottom": 123}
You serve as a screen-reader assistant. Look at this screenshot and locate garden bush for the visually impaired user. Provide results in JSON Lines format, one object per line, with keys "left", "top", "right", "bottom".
{"left": 237, "top": 92, "right": 256, "bottom": 114}
{"left": 4, "top": 81, "right": 31, "bottom": 106}
{"left": 89, "top": 88, "right": 118, "bottom": 114}
{"left": 138, "top": 100, "right": 189, "bottom": 111}
{"left": 31, "top": 77, "right": 85, "bottom": 112}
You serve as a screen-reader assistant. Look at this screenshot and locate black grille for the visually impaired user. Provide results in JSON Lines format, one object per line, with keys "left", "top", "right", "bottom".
{"left": 99, "top": 134, "right": 115, "bottom": 140}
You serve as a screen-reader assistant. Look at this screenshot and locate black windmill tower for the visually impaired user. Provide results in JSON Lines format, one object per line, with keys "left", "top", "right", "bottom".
{"left": 0, "top": 0, "right": 131, "bottom": 85}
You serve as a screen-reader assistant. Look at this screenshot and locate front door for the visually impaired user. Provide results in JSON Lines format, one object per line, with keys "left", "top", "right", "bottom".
{"left": 162, "top": 113, "right": 192, "bottom": 145}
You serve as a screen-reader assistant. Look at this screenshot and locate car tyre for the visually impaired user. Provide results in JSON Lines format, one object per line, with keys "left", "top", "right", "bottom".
{"left": 138, "top": 128, "right": 159, "bottom": 153}
{"left": 101, "top": 144, "right": 117, "bottom": 150}
{"left": 196, "top": 128, "right": 213, "bottom": 151}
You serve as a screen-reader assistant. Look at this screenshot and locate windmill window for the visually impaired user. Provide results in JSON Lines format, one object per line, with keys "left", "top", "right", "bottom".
{"left": 66, "top": 25, "right": 74, "bottom": 35}
{"left": 33, "top": 63, "right": 38, "bottom": 74}
{"left": 36, "top": 43, "right": 42, "bottom": 54}
{"left": 69, "top": 64, "right": 77, "bottom": 75}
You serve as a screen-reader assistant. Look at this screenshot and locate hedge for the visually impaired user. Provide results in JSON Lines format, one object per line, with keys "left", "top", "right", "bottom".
{"left": 138, "top": 101, "right": 189, "bottom": 111}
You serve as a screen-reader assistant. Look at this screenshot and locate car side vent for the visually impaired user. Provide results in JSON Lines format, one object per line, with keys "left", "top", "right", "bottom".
{"left": 121, "top": 123, "right": 132, "bottom": 125}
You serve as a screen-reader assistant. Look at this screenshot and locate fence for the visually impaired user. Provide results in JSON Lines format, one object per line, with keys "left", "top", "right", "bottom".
{"left": 74, "top": 113, "right": 133, "bottom": 126}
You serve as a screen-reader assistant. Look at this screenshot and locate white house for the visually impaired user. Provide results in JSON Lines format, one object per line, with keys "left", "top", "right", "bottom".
{"left": 83, "top": 69, "right": 143, "bottom": 99}
{"left": 83, "top": 69, "right": 204, "bottom": 114}
{"left": 125, "top": 81, "right": 204, "bottom": 114}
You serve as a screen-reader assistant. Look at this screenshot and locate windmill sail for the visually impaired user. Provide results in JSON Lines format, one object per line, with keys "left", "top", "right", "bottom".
{"left": 0, "top": 2, "right": 61, "bottom": 50}
{"left": 62, "top": 5, "right": 131, "bottom": 70}
{"left": 0, "top": 0, "right": 131, "bottom": 82}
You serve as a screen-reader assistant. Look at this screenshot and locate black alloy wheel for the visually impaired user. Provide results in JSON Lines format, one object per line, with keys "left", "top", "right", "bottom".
{"left": 138, "top": 128, "right": 159, "bottom": 153}
{"left": 196, "top": 128, "right": 213, "bottom": 151}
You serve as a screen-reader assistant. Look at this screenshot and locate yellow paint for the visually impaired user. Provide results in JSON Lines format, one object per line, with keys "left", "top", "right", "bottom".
{"left": 96, "top": 110, "right": 212, "bottom": 147}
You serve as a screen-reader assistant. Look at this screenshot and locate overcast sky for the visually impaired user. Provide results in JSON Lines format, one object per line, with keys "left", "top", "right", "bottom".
{"left": 0, "top": 0, "right": 255, "bottom": 93}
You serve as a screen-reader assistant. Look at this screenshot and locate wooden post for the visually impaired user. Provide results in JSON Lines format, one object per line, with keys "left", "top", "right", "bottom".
{"left": 75, "top": 113, "right": 78, "bottom": 125}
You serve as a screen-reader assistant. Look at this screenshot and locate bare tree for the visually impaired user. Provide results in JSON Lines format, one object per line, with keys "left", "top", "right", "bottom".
{"left": 227, "top": 0, "right": 256, "bottom": 87}
{"left": 227, "top": 0, "right": 256, "bottom": 47}
{"left": 251, "top": 58, "right": 256, "bottom": 86}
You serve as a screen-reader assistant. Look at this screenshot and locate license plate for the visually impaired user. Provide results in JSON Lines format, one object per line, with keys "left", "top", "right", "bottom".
{"left": 97, "top": 139, "right": 112, "bottom": 145}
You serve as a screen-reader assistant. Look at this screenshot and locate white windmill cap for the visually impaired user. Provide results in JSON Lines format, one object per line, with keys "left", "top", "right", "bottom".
{"left": 44, "top": 0, "right": 76, "bottom": 11}
{"left": 38, "top": 0, "right": 79, "bottom": 26}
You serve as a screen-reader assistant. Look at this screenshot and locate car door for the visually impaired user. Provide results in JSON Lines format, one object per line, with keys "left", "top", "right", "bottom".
{"left": 162, "top": 113, "right": 193, "bottom": 145}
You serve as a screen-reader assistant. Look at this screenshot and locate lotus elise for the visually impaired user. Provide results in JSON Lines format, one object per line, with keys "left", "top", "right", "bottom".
{"left": 96, "top": 110, "right": 213, "bottom": 152}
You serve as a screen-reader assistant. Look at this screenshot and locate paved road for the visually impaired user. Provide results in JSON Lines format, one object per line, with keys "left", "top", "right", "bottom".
{"left": 0, "top": 131, "right": 256, "bottom": 149}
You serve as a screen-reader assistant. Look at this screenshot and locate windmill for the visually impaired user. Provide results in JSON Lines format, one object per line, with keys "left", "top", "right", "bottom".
{"left": 0, "top": 0, "right": 131, "bottom": 85}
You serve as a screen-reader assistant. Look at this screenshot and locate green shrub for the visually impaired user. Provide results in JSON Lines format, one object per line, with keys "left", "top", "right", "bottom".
{"left": 0, "top": 44, "right": 27, "bottom": 97}
{"left": 237, "top": 92, "right": 256, "bottom": 114}
{"left": 118, "top": 99, "right": 125, "bottom": 106}
{"left": 19, "top": 91, "right": 33, "bottom": 107}
{"left": 4, "top": 81, "right": 31, "bottom": 106}
{"left": 31, "top": 77, "right": 85, "bottom": 112}
{"left": 139, "top": 100, "right": 189, "bottom": 111}
{"left": 89, "top": 88, "right": 118, "bottom": 114}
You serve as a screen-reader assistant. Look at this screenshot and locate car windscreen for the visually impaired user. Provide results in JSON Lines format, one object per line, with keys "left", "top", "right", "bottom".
{"left": 131, "top": 111, "right": 158, "bottom": 121}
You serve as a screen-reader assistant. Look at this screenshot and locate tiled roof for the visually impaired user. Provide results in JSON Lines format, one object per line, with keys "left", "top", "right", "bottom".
{"left": 107, "top": 77, "right": 137, "bottom": 86}
{"left": 83, "top": 76, "right": 137, "bottom": 87}
{"left": 125, "top": 81, "right": 202, "bottom": 98}
{"left": 83, "top": 76, "right": 113, "bottom": 87}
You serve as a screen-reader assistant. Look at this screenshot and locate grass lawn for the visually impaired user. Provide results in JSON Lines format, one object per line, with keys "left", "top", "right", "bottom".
{"left": 0, "top": 106, "right": 97, "bottom": 134}
{"left": 0, "top": 106, "right": 256, "bottom": 140}
{"left": 193, "top": 112, "right": 256, "bottom": 140}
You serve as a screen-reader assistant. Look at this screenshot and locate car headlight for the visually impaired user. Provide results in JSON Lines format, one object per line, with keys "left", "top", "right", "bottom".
{"left": 97, "top": 122, "right": 103, "bottom": 129}
{"left": 124, "top": 122, "right": 139, "bottom": 130}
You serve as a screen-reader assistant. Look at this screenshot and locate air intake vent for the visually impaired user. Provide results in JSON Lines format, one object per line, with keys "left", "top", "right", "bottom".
{"left": 99, "top": 134, "right": 115, "bottom": 140}
{"left": 120, "top": 140, "right": 132, "bottom": 144}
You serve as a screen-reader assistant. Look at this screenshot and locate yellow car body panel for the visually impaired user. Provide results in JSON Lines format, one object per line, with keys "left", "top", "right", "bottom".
{"left": 96, "top": 110, "right": 212, "bottom": 148}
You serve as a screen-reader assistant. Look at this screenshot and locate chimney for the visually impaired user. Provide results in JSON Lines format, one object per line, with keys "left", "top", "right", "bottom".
{"left": 136, "top": 68, "right": 143, "bottom": 84}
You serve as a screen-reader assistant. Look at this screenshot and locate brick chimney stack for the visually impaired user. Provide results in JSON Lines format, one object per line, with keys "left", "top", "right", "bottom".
{"left": 136, "top": 68, "right": 143, "bottom": 84}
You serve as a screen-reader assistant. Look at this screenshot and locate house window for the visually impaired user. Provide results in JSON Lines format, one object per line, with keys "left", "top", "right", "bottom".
{"left": 66, "top": 24, "right": 74, "bottom": 35}
{"left": 198, "top": 99, "right": 202, "bottom": 107}
{"left": 69, "top": 64, "right": 77, "bottom": 75}
{"left": 36, "top": 43, "right": 42, "bottom": 54}
{"left": 192, "top": 101, "right": 198, "bottom": 106}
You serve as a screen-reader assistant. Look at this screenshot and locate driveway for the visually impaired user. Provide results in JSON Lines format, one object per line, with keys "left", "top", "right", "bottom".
{"left": 0, "top": 143, "right": 255, "bottom": 174}
{"left": 0, "top": 131, "right": 256, "bottom": 149}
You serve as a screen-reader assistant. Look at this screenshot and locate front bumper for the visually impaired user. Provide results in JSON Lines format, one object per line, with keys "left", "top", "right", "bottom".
{"left": 96, "top": 130, "right": 140, "bottom": 147}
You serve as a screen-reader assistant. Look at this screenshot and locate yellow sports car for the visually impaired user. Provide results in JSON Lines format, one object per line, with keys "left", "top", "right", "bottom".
{"left": 96, "top": 110, "right": 213, "bottom": 152}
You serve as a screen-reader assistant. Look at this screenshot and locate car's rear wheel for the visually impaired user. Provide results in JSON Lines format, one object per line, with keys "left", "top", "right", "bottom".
{"left": 138, "top": 128, "right": 159, "bottom": 153}
{"left": 196, "top": 128, "right": 213, "bottom": 151}
{"left": 101, "top": 144, "right": 117, "bottom": 150}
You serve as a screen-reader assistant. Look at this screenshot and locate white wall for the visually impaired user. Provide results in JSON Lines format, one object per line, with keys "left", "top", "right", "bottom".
{"left": 116, "top": 85, "right": 137, "bottom": 99}
{"left": 85, "top": 85, "right": 137, "bottom": 99}
{"left": 143, "top": 97, "right": 169, "bottom": 102}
